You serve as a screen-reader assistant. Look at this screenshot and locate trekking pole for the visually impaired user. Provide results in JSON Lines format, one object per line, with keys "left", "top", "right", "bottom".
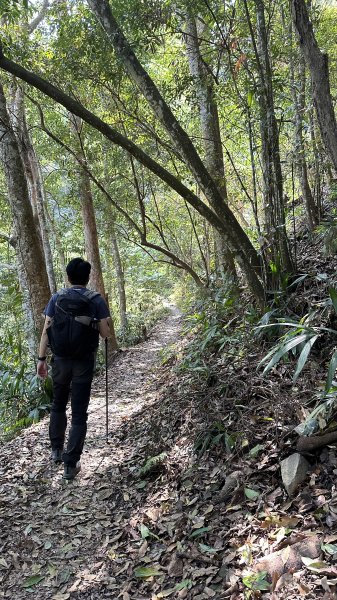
{"left": 105, "top": 337, "right": 109, "bottom": 444}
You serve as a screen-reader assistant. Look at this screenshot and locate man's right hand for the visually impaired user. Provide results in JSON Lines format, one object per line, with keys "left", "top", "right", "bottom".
{"left": 37, "top": 360, "right": 48, "bottom": 379}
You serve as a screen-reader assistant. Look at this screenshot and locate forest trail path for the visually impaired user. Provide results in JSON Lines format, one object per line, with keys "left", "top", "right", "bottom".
{"left": 0, "top": 308, "right": 183, "bottom": 599}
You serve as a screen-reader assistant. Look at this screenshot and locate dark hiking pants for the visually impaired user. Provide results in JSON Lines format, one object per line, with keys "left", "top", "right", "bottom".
{"left": 49, "top": 355, "right": 95, "bottom": 467}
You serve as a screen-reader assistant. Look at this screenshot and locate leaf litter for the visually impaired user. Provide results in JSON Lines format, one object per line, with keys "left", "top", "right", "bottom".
{"left": 1, "top": 241, "right": 337, "bottom": 599}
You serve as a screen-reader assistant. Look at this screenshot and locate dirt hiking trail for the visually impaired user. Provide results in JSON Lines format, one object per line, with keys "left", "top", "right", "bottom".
{"left": 0, "top": 309, "right": 186, "bottom": 600}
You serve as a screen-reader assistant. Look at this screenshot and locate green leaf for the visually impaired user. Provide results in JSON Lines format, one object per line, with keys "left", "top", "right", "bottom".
{"left": 247, "top": 90, "right": 254, "bottom": 107}
{"left": 244, "top": 488, "right": 260, "bottom": 500}
{"left": 329, "top": 287, "right": 337, "bottom": 313}
{"left": 261, "top": 333, "right": 311, "bottom": 374}
{"left": 22, "top": 575, "right": 45, "bottom": 588}
{"left": 175, "top": 580, "right": 193, "bottom": 591}
{"left": 301, "top": 556, "right": 329, "bottom": 571}
{"left": 140, "top": 524, "right": 150, "bottom": 538}
{"left": 249, "top": 444, "right": 263, "bottom": 457}
{"left": 190, "top": 526, "right": 211, "bottom": 538}
{"left": 134, "top": 566, "right": 161, "bottom": 578}
{"left": 242, "top": 571, "right": 270, "bottom": 591}
{"left": 321, "top": 543, "right": 337, "bottom": 555}
{"left": 293, "top": 335, "right": 319, "bottom": 382}
{"left": 199, "top": 543, "right": 217, "bottom": 554}
{"left": 157, "top": 580, "right": 193, "bottom": 597}
{"left": 326, "top": 348, "right": 337, "bottom": 392}
{"left": 135, "top": 481, "right": 147, "bottom": 489}
{"left": 140, "top": 524, "right": 159, "bottom": 540}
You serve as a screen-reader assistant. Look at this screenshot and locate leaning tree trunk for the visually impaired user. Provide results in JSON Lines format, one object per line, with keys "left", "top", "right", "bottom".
{"left": 291, "top": 0, "right": 337, "bottom": 173}
{"left": 86, "top": 0, "right": 267, "bottom": 303}
{"left": 70, "top": 115, "right": 118, "bottom": 349}
{"left": 0, "top": 50, "right": 266, "bottom": 307}
{"left": 184, "top": 14, "right": 236, "bottom": 281}
{"left": 254, "top": 0, "right": 293, "bottom": 275}
{"left": 0, "top": 82, "right": 50, "bottom": 338}
{"left": 10, "top": 85, "right": 57, "bottom": 292}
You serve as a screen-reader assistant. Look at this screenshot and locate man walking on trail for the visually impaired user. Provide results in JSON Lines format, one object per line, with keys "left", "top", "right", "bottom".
{"left": 37, "top": 257, "right": 111, "bottom": 480}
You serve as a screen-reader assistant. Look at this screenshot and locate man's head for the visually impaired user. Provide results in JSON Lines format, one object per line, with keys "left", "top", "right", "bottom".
{"left": 66, "top": 257, "right": 91, "bottom": 285}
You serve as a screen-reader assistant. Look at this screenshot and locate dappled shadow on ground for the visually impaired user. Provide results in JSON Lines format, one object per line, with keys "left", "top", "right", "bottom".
{"left": 1, "top": 300, "right": 337, "bottom": 599}
{"left": 0, "top": 310, "right": 197, "bottom": 599}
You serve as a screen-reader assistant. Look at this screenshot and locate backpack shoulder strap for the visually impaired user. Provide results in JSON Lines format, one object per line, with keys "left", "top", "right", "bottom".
{"left": 55, "top": 288, "right": 68, "bottom": 304}
{"left": 83, "top": 290, "right": 100, "bottom": 301}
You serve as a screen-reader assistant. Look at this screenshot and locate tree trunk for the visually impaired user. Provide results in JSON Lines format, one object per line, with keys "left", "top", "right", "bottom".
{"left": 254, "top": 0, "right": 293, "bottom": 275}
{"left": 289, "top": 46, "right": 318, "bottom": 230}
{"left": 291, "top": 0, "right": 337, "bottom": 172}
{"left": 111, "top": 223, "right": 127, "bottom": 335}
{"left": 10, "top": 85, "right": 57, "bottom": 292}
{"left": 0, "top": 51, "right": 266, "bottom": 307}
{"left": 70, "top": 115, "right": 118, "bottom": 349}
{"left": 7, "top": 235, "right": 37, "bottom": 357}
{"left": 184, "top": 14, "right": 236, "bottom": 281}
{"left": 308, "top": 96, "right": 323, "bottom": 218}
{"left": 0, "top": 82, "right": 50, "bottom": 338}
{"left": 44, "top": 202, "right": 67, "bottom": 286}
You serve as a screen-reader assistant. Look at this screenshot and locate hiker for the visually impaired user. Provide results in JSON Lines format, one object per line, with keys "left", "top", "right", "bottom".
{"left": 37, "top": 257, "right": 111, "bottom": 480}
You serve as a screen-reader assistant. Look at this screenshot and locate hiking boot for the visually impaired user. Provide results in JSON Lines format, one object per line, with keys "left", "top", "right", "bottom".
{"left": 63, "top": 462, "right": 81, "bottom": 481}
{"left": 51, "top": 449, "right": 63, "bottom": 465}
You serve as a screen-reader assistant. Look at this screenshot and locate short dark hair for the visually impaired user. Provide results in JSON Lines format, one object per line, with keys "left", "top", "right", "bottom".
{"left": 66, "top": 257, "right": 91, "bottom": 285}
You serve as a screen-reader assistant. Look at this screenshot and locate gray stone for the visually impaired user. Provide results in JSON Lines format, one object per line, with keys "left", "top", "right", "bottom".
{"left": 281, "top": 453, "right": 310, "bottom": 496}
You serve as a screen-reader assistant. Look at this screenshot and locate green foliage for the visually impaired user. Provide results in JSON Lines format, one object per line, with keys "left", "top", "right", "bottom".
{"left": 258, "top": 287, "right": 337, "bottom": 390}
{"left": 317, "top": 220, "right": 337, "bottom": 256}
{"left": 242, "top": 571, "right": 270, "bottom": 591}
{"left": 194, "top": 422, "right": 241, "bottom": 456}
{"left": 176, "top": 279, "right": 241, "bottom": 379}
{"left": 0, "top": 365, "right": 52, "bottom": 438}
{"left": 138, "top": 452, "right": 167, "bottom": 478}
{"left": 118, "top": 304, "right": 170, "bottom": 346}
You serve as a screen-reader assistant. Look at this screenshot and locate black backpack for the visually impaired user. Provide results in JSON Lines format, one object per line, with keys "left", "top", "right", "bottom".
{"left": 47, "top": 288, "right": 100, "bottom": 358}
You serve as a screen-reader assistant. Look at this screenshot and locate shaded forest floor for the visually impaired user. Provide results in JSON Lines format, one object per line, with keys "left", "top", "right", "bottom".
{"left": 2, "top": 237, "right": 337, "bottom": 599}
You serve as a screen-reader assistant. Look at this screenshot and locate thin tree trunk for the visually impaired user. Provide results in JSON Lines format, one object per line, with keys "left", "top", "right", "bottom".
{"left": 70, "top": 115, "right": 118, "bottom": 349}
{"left": 0, "top": 82, "right": 50, "bottom": 338}
{"left": 7, "top": 235, "right": 37, "bottom": 356}
{"left": 111, "top": 223, "right": 127, "bottom": 335}
{"left": 184, "top": 14, "right": 236, "bottom": 281}
{"left": 291, "top": 0, "right": 337, "bottom": 172}
{"left": 10, "top": 85, "right": 57, "bottom": 292}
{"left": 298, "top": 57, "right": 318, "bottom": 228}
{"left": 44, "top": 202, "right": 67, "bottom": 286}
{"left": 289, "top": 23, "right": 318, "bottom": 230}
{"left": 253, "top": 0, "right": 293, "bottom": 274}
{"left": 308, "top": 96, "right": 322, "bottom": 218}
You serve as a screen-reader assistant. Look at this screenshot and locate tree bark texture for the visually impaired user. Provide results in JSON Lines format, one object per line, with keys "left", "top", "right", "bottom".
{"left": 0, "top": 51, "right": 265, "bottom": 306}
{"left": 6, "top": 235, "right": 37, "bottom": 357}
{"left": 184, "top": 14, "right": 236, "bottom": 280}
{"left": 289, "top": 46, "right": 318, "bottom": 229}
{"left": 291, "top": 0, "right": 337, "bottom": 172}
{"left": 0, "top": 82, "right": 50, "bottom": 338}
{"left": 10, "top": 85, "right": 57, "bottom": 292}
{"left": 254, "top": 0, "right": 293, "bottom": 274}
